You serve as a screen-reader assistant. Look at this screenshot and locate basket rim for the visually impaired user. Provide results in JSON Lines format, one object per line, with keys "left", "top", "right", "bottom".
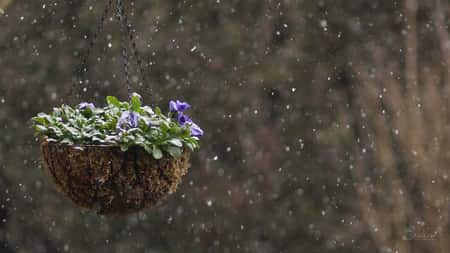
{"left": 40, "top": 138, "right": 190, "bottom": 154}
{"left": 41, "top": 138, "right": 121, "bottom": 149}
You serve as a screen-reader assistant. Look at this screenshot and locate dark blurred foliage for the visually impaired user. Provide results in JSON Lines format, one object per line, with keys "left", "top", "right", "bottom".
{"left": 0, "top": 0, "right": 449, "bottom": 252}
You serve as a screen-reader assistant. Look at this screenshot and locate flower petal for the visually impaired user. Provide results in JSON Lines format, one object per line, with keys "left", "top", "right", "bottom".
{"left": 177, "top": 113, "right": 192, "bottom": 126}
{"left": 78, "top": 102, "right": 95, "bottom": 111}
{"left": 190, "top": 123, "right": 204, "bottom": 137}
{"left": 176, "top": 100, "right": 191, "bottom": 112}
{"left": 169, "top": 100, "right": 178, "bottom": 112}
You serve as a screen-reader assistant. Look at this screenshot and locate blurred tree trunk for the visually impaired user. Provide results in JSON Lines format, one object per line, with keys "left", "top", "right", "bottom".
{"left": 0, "top": 0, "right": 12, "bottom": 10}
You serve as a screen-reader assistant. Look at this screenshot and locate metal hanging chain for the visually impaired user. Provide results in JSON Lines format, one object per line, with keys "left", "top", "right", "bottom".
{"left": 116, "top": 0, "right": 132, "bottom": 98}
{"left": 69, "top": 0, "right": 148, "bottom": 101}
{"left": 116, "top": 0, "right": 147, "bottom": 98}
{"left": 70, "top": 0, "right": 114, "bottom": 100}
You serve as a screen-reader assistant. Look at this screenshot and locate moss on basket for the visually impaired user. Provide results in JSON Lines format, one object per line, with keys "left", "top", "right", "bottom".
{"left": 41, "top": 140, "right": 190, "bottom": 214}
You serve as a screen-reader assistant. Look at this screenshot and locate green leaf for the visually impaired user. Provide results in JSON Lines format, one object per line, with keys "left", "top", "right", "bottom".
{"left": 106, "top": 96, "right": 121, "bottom": 108}
{"left": 64, "top": 125, "right": 79, "bottom": 136}
{"left": 141, "top": 106, "right": 154, "bottom": 115}
{"left": 154, "top": 106, "right": 162, "bottom": 116}
{"left": 167, "top": 146, "right": 182, "bottom": 158}
{"left": 92, "top": 136, "right": 105, "bottom": 143}
{"left": 168, "top": 138, "right": 183, "bottom": 147}
{"left": 121, "top": 101, "right": 130, "bottom": 110}
{"left": 130, "top": 93, "right": 142, "bottom": 112}
{"left": 152, "top": 146, "right": 163, "bottom": 159}
{"left": 185, "top": 142, "right": 195, "bottom": 151}
{"left": 33, "top": 114, "right": 52, "bottom": 125}
{"left": 160, "top": 121, "right": 169, "bottom": 132}
{"left": 48, "top": 126, "right": 63, "bottom": 137}
{"left": 34, "top": 125, "right": 48, "bottom": 132}
{"left": 120, "top": 144, "right": 129, "bottom": 152}
{"left": 60, "top": 138, "right": 74, "bottom": 145}
{"left": 143, "top": 144, "right": 153, "bottom": 154}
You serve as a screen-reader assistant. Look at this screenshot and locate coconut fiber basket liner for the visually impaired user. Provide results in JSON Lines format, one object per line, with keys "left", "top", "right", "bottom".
{"left": 40, "top": 140, "right": 190, "bottom": 215}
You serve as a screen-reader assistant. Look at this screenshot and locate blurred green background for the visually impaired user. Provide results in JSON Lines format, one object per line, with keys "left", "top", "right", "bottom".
{"left": 1, "top": 0, "right": 450, "bottom": 252}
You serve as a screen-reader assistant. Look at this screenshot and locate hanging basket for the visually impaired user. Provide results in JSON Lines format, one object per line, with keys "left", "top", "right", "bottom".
{"left": 40, "top": 140, "right": 191, "bottom": 215}
{"left": 32, "top": 1, "right": 203, "bottom": 215}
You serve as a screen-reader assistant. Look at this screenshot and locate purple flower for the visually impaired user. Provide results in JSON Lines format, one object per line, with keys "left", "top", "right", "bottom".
{"left": 78, "top": 102, "right": 95, "bottom": 111}
{"left": 177, "top": 113, "right": 192, "bottom": 126}
{"left": 117, "top": 111, "right": 140, "bottom": 130}
{"left": 169, "top": 100, "right": 191, "bottom": 112}
{"left": 129, "top": 112, "right": 139, "bottom": 128}
{"left": 190, "top": 122, "right": 204, "bottom": 137}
